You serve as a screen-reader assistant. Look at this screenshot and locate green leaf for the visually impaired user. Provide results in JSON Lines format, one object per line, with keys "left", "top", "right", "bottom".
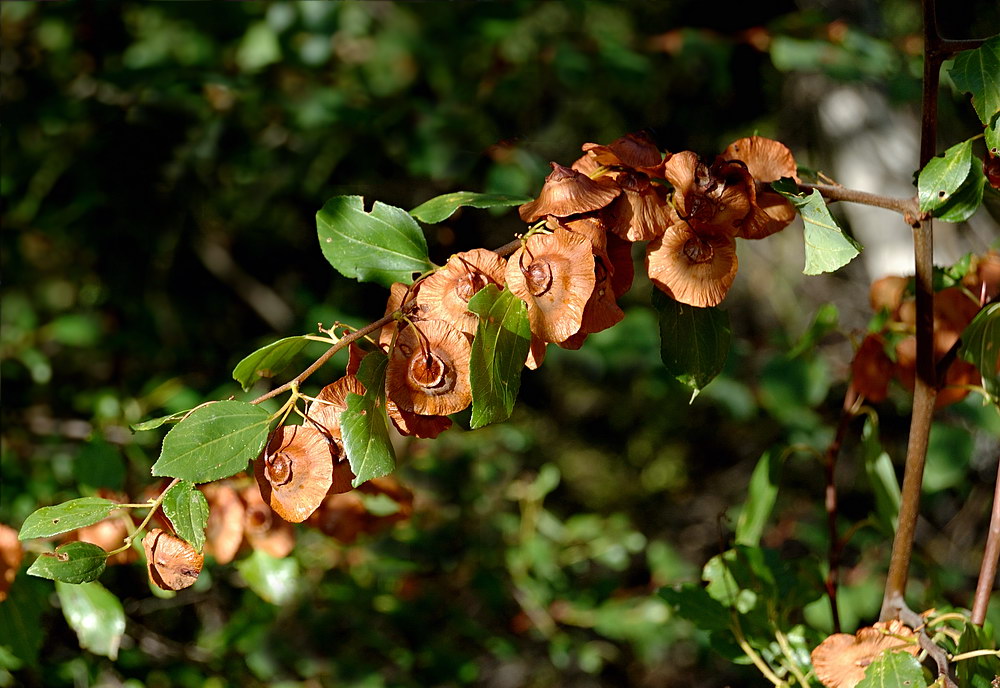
{"left": 151, "top": 400, "right": 271, "bottom": 483}
{"left": 27, "top": 542, "right": 107, "bottom": 584}
{"left": 74, "top": 438, "right": 125, "bottom": 492}
{"left": 773, "top": 179, "right": 862, "bottom": 274}
{"left": 409, "top": 191, "right": 533, "bottom": 224}
{"left": 659, "top": 584, "right": 732, "bottom": 632}
{"left": 949, "top": 36, "right": 1000, "bottom": 132}
{"left": 467, "top": 285, "right": 531, "bottom": 429}
{"left": 652, "top": 290, "right": 731, "bottom": 397}
{"left": 735, "top": 449, "right": 781, "bottom": 547}
{"left": 236, "top": 550, "right": 299, "bottom": 605}
{"left": 935, "top": 160, "right": 986, "bottom": 223}
{"left": 856, "top": 650, "right": 927, "bottom": 688}
{"left": 161, "top": 481, "right": 209, "bottom": 552}
{"left": 956, "top": 620, "right": 1000, "bottom": 688}
{"left": 960, "top": 302, "right": 999, "bottom": 402}
{"left": 862, "top": 415, "right": 901, "bottom": 535}
{"left": 130, "top": 409, "right": 192, "bottom": 432}
{"left": 232, "top": 335, "right": 313, "bottom": 391}
{"left": 917, "top": 139, "right": 973, "bottom": 213}
{"left": 341, "top": 351, "right": 396, "bottom": 487}
{"left": 18, "top": 498, "right": 117, "bottom": 540}
{"left": 316, "top": 195, "right": 433, "bottom": 288}
{"left": 0, "top": 574, "right": 48, "bottom": 666}
{"left": 55, "top": 581, "right": 125, "bottom": 660}
{"left": 788, "top": 303, "right": 839, "bottom": 358}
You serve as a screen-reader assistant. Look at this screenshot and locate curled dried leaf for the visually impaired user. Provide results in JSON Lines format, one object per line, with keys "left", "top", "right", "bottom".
{"left": 255, "top": 425, "right": 334, "bottom": 523}
{"left": 142, "top": 528, "right": 204, "bottom": 591}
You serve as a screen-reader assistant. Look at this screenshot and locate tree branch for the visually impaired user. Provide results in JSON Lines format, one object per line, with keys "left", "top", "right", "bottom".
{"left": 797, "top": 183, "right": 921, "bottom": 222}
{"left": 971, "top": 457, "right": 1000, "bottom": 626}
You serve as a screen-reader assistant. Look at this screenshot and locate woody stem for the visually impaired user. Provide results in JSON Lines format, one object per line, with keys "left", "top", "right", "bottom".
{"left": 796, "top": 183, "right": 920, "bottom": 222}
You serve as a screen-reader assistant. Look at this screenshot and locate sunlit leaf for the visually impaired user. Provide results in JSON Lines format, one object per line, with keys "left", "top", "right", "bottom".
{"left": 959, "top": 302, "right": 999, "bottom": 401}
{"left": 317, "top": 195, "right": 433, "bottom": 288}
{"left": 232, "top": 335, "right": 314, "bottom": 391}
{"left": 55, "top": 581, "right": 125, "bottom": 660}
{"left": 917, "top": 139, "right": 973, "bottom": 213}
{"left": 934, "top": 160, "right": 986, "bottom": 223}
{"left": 27, "top": 542, "right": 107, "bottom": 584}
{"left": 236, "top": 549, "right": 299, "bottom": 605}
{"left": 130, "top": 409, "right": 192, "bottom": 433}
{"left": 949, "top": 36, "right": 1000, "bottom": 132}
{"left": 856, "top": 650, "right": 927, "bottom": 688}
{"left": 773, "top": 179, "right": 862, "bottom": 274}
{"left": 161, "top": 481, "right": 210, "bottom": 552}
{"left": 652, "top": 290, "right": 730, "bottom": 397}
{"left": 18, "top": 498, "right": 117, "bottom": 540}
{"left": 152, "top": 401, "right": 271, "bottom": 483}
{"left": 341, "top": 350, "right": 395, "bottom": 487}
{"left": 409, "top": 191, "right": 533, "bottom": 224}
{"left": 467, "top": 285, "right": 531, "bottom": 429}
{"left": 735, "top": 449, "right": 781, "bottom": 547}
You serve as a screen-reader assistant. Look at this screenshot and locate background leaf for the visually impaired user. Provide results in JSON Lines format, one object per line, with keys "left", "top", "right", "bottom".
{"left": 151, "top": 401, "right": 271, "bottom": 483}
{"left": 317, "top": 195, "right": 433, "bottom": 288}
{"left": 27, "top": 542, "right": 107, "bottom": 584}
{"left": 862, "top": 415, "right": 901, "bottom": 535}
{"left": 652, "top": 290, "right": 731, "bottom": 396}
{"left": 232, "top": 335, "right": 314, "bottom": 391}
{"left": 917, "top": 139, "right": 973, "bottom": 213}
{"left": 468, "top": 285, "right": 531, "bottom": 429}
{"left": 0, "top": 575, "right": 48, "bottom": 667}
{"left": 856, "top": 651, "right": 927, "bottom": 688}
{"left": 341, "top": 351, "right": 395, "bottom": 487}
{"left": 18, "top": 498, "right": 117, "bottom": 540}
{"left": 959, "top": 302, "right": 999, "bottom": 401}
{"left": 734, "top": 449, "right": 781, "bottom": 547}
{"left": 409, "top": 191, "right": 533, "bottom": 224}
{"left": 55, "top": 581, "right": 125, "bottom": 660}
{"left": 161, "top": 481, "right": 210, "bottom": 552}
{"left": 236, "top": 550, "right": 300, "bottom": 605}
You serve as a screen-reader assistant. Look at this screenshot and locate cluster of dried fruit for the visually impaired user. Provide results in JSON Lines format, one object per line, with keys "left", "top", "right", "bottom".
{"left": 810, "top": 620, "right": 920, "bottom": 688}
{"left": 851, "top": 250, "right": 999, "bottom": 407}
{"left": 244, "top": 133, "right": 802, "bottom": 563}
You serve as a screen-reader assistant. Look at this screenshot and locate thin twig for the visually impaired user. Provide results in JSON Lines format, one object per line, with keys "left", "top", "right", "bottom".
{"left": 797, "top": 183, "right": 921, "bottom": 222}
{"left": 971, "top": 456, "right": 1000, "bottom": 625}
{"left": 249, "top": 314, "right": 395, "bottom": 405}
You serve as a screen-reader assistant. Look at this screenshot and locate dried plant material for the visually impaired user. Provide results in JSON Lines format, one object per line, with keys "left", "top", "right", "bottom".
{"left": 850, "top": 334, "right": 894, "bottom": 402}
{"left": 417, "top": 249, "right": 507, "bottom": 336}
{"left": 605, "top": 170, "right": 673, "bottom": 242}
{"left": 646, "top": 222, "right": 738, "bottom": 308}
{"left": 71, "top": 517, "right": 135, "bottom": 566}
{"left": 582, "top": 131, "right": 663, "bottom": 171}
{"left": 722, "top": 136, "right": 798, "bottom": 183}
{"left": 0, "top": 523, "right": 23, "bottom": 602}
{"left": 307, "top": 477, "right": 413, "bottom": 544}
{"left": 142, "top": 528, "right": 204, "bottom": 591}
{"left": 201, "top": 483, "right": 245, "bottom": 565}
{"left": 869, "top": 275, "right": 910, "bottom": 316}
{"left": 810, "top": 620, "right": 919, "bottom": 688}
{"left": 519, "top": 163, "right": 620, "bottom": 223}
{"left": 664, "top": 152, "right": 752, "bottom": 235}
{"left": 506, "top": 228, "right": 596, "bottom": 342}
{"left": 559, "top": 257, "right": 624, "bottom": 350}
{"left": 255, "top": 425, "right": 334, "bottom": 523}
{"left": 554, "top": 214, "right": 608, "bottom": 260}
{"left": 606, "top": 233, "right": 635, "bottom": 298}
{"left": 964, "top": 249, "right": 1000, "bottom": 301}
{"left": 379, "top": 282, "right": 428, "bottom": 349}
{"left": 526, "top": 335, "right": 548, "bottom": 370}
{"left": 241, "top": 486, "right": 295, "bottom": 558}
{"left": 306, "top": 375, "right": 366, "bottom": 442}
{"left": 740, "top": 181, "right": 799, "bottom": 240}
{"left": 386, "top": 319, "right": 472, "bottom": 416}
{"left": 386, "top": 398, "right": 453, "bottom": 439}
{"left": 895, "top": 335, "right": 980, "bottom": 408}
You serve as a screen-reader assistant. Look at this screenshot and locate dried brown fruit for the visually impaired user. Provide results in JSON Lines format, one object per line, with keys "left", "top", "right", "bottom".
{"left": 386, "top": 319, "right": 472, "bottom": 416}
{"left": 506, "top": 227, "right": 596, "bottom": 342}
{"left": 850, "top": 334, "right": 894, "bottom": 402}
{"left": 964, "top": 249, "right": 1000, "bottom": 302}
{"left": 386, "top": 398, "right": 453, "bottom": 439}
{"left": 664, "top": 152, "right": 752, "bottom": 235}
{"left": 581, "top": 131, "right": 664, "bottom": 172}
{"left": 646, "top": 221, "right": 738, "bottom": 308}
{"left": 519, "top": 163, "right": 621, "bottom": 223}
{"left": 201, "top": 483, "right": 245, "bottom": 565}
{"left": 379, "top": 282, "right": 428, "bottom": 349}
{"left": 604, "top": 169, "right": 673, "bottom": 242}
{"left": 241, "top": 485, "right": 295, "bottom": 558}
{"left": 255, "top": 425, "right": 335, "bottom": 523}
{"left": 306, "top": 375, "right": 366, "bottom": 442}
{"left": 307, "top": 476, "right": 414, "bottom": 544}
{"left": 810, "top": 620, "right": 919, "bottom": 688}
{"left": 417, "top": 249, "right": 507, "bottom": 336}
{"left": 142, "top": 528, "right": 204, "bottom": 591}
{"left": 0, "top": 523, "right": 23, "bottom": 602}
{"left": 722, "top": 136, "right": 799, "bottom": 240}
{"left": 869, "top": 275, "right": 910, "bottom": 316}
{"left": 559, "top": 256, "right": 624, "bottom": 350}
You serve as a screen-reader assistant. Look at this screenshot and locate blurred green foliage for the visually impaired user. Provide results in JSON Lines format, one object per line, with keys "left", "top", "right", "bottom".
{"left": 2, "top": 1, "right": 998, "bottom": 687}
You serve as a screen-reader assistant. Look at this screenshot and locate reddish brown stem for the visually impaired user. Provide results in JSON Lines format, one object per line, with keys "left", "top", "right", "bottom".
{"left": 971, "top": 457, "right": 1000, "bottom": 625}
{"left": 822, "top": 386, "right": 859, "bottom": 634}
{"left": 798, "top": 183, "right": 920, "bottom": 222}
